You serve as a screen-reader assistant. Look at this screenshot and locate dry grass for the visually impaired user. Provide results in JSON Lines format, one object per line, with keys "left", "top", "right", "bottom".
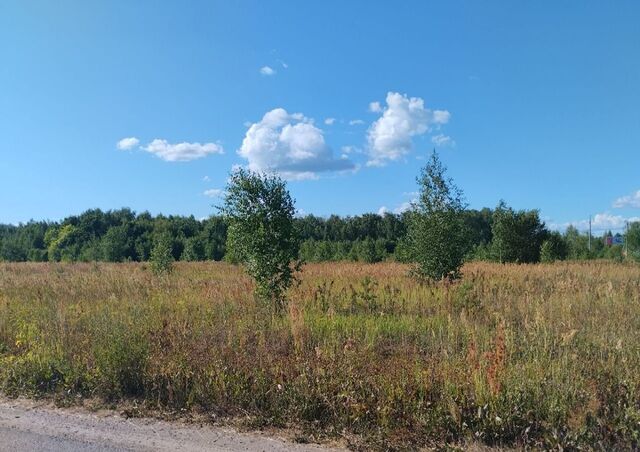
{"left": 1, "top": 261, "right": 640, "bottom": 449}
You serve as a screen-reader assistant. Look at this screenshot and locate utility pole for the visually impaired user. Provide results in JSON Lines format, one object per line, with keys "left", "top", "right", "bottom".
{"left": 625, "top": 221, "right": 629, "bottom": 256}
{"left": 588, "top": 215, "right": 592, "bottom": 252}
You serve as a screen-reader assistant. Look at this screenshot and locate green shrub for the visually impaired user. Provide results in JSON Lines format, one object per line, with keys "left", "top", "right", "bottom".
{"left": 150, "top": 234, "right": 174, "bottom": 275}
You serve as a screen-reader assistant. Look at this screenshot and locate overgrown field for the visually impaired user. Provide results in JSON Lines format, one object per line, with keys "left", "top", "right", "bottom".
{"left": 1, "top": 261, "right": 639, "bottom": 449}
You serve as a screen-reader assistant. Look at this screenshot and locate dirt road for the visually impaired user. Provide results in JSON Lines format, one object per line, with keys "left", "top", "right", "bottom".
{"left": 0, "top": 398, "right": 342, "bottom": 451}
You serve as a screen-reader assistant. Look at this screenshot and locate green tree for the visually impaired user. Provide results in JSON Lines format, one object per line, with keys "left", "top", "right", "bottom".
{"left": 540, "top": 231, "right": 568, "bottom": 263}
{"left": 564, "top": 225, "right": 591, "bottom": 259}
{"left": 45, "top": 224, "right": 79, "bottom": 262}
{"left": 626, "top": 222, "right": 640, "bottom": 261}
{"left": 463, "top": 208, "right": 493, "bottom": 248}
{"left": 150, "top": 233, "right": 174, "bottom": 275}
{"left": 181, "top": 236, "right": 205, "bottom": 261}
{"left": 402, "top": 151, "right": 469, "bottom": 281}
{"left": 605, "top": 243, "right": 624, "bottom": 262}
{"left": 222, "top": 168, "right": 302, "bottom": 312}
{"left": 492, "top": 201, "right": 547, "bottom": 263}
{"left": 101, "top": 224, "right": 132, "bottom": 262}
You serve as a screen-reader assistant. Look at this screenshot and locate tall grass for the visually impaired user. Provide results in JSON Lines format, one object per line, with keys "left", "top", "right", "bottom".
{"left": 1, "top": 261, "right": 639, "bottom": 449}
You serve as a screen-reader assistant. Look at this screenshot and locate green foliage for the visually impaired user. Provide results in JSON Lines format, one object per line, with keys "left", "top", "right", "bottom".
{"left": 403, "top": 151, "right": 469, "bottom": 281}
{"left": 0, "top": 222, "right": 48, "bottom": 262}
{"left": 101, "top": 224, "right": 132, "bottom": 262}
{"left": 463, "top": 207, "right": 493, "bottom": 248}
{"left": 564, "top": 225, "right": 592, "bottom": 259}
{"left": 181, "top": 236, "right": 205, "bottom": 261}
{"left": 540, "top": 241, "right": 555, "bottom": 263}
{"left": 300, "top": 238, "right": 390, "bottom": 263}
{"left": 564, "top": 227, "right": 623, "bottom": 260}
{"left": 605, "top": 244, "right": 625, "bottom": 262}
{"left": 467, "top": 242, "right": 493, "bottom": 261}
{"left": 627, "top": 222, "right": 640, "bottom": 262}
{"left": 492, "top": 201, "right": 546, "bottom": 263}
{"left": 0, "top": 208, "right": 634, "bottom": 265}
{"left": 150, "top": 233, "right": 174, "bottom": 275}
{"left": 45, "top": 224, "right": 80, "bottom": 262}
{"left": 540, "top": 231, "right": 569, "bottom": 263}
{"left": 222, "top": 168, "right": 302, "bottom": 311}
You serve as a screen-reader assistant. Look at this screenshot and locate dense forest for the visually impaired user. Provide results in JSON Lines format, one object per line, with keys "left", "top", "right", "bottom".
{"left": 1, "top": 206, "right": 637, "bottom": 264}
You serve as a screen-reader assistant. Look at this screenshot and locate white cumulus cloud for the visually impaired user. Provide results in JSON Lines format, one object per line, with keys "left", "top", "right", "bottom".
{"left": 366, "top": 92, "right": 451, "bottom": 166}
{"left": 349, "top": 119, "right": 365, "bottom": 126}
{"left": 369, "top": 101, "right": 382, "bottom": 113}
{"left": 203, "top": 188, "right": 224, "bottom": 198}
{"left": 238, "top": 108, "right": 355, "bottom": 180}
{"left": 613, "top": 190, "right": 640, "bottom": 208}
{"left": 116, "top": 137, "right": 139, "bottom": 150}
{"left": 377, "top": 191, "right": 417, "bottom": 216}
{"left": 260, "top": 66, "right": 276, "bottom": 76}
{"left": 433, "top": 110, "right": 451, "bottom": 125}
{"left": 431, "top": 134, "right": 454, "bottom": 147}
{"left": 143, "top": 139, "right": 223, "bottom": 162}
{"left": 377, "top": 202, "right": 412, "bottom": 216}
{"left": 324, "top": 117, "right": 336, "bottom": 125}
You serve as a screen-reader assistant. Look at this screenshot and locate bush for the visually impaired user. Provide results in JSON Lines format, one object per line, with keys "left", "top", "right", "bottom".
{"left": 540, "top": 232, "right": 568, "bottom": 263}
{"left": 150, "top": 234, "right": 174, "bottom": 275}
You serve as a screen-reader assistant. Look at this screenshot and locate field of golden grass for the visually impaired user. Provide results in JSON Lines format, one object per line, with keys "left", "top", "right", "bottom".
{"left": 1, "top": 261, "right": 639, "bottom": 449}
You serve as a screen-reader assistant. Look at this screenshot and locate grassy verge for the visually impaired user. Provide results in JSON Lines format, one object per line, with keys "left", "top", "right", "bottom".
{"left": 1, "top": 261, "right": 639, "bottom": 449}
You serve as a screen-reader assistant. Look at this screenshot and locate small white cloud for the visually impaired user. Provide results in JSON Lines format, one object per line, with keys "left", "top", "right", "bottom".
{"left": 203, "top": 188, "right": 224, "bottom": 198}
{"left": 324, "top": 117, "right": 336, "bottom": 125}
{"left": 349, "top": 119, "right": 365, "bottom": 125}
{"left": 143, "top": 139, "right": 223, "bottom": 162}
{"left": 260, "top": 66, "right": 276, "bottom": 76}
{"left": 202, "top": 175, "right": 211, "bottom": 182}
{"left": 369, "top": 101, "right": 382, "bottom": 113}
{"left": 341, "top": 145, "right": 361, "bottom": 154}
{"left": 613, "top": 190, "right": 640, "bottom": 208}
{"left": 394, "top": 201, "right": 413, "bottom": 214}
{"left": 431, "top": 134, "right": 454, "bottom": 147}
{"left": 377, "top": 191, "right": 418, "bottom": 216}
{"left": 238, "top": 108, "right": 355, "bottom": 180}
{"left": 116, "top": 137, "right": 139, "bottom": 150}
{"left": 366, "top": 92, "right": 451, "bottom": 166}
{"left": 278, "top": 60, "right": 289, "bottom": 69}
{"left": 377, "top": 202, "right": 412, "bottom": 216}
{"left": 433, "top": 110, "right": 451, "bottom": 125}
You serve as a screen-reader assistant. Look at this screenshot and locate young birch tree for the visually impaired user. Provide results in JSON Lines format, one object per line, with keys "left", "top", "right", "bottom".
{"left": 222, "top": 168, "right": 301, "bottom": 313}
{"left": 403, "top": 151, "right": 469, "bottom": 282}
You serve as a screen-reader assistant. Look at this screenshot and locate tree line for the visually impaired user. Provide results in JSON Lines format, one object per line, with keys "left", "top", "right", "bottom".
{"left": 1, "top": 202, "right": 637, "bottom": 265}
{"left": 0, "top": 161, "right": 640, "bottom": 268}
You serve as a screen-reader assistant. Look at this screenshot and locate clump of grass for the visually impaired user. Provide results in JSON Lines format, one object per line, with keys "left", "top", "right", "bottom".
{"left": 1, "top": 260, "right": 640, "bottom": 449}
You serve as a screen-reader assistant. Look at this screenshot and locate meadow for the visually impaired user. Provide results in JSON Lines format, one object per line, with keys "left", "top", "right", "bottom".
{"left": 1, "top": 261, "right": 639, "bottom": 449}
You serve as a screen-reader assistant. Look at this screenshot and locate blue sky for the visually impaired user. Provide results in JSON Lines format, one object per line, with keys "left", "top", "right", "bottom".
{"left": 2, "top": 1, "right": 640, "bottom": 232}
